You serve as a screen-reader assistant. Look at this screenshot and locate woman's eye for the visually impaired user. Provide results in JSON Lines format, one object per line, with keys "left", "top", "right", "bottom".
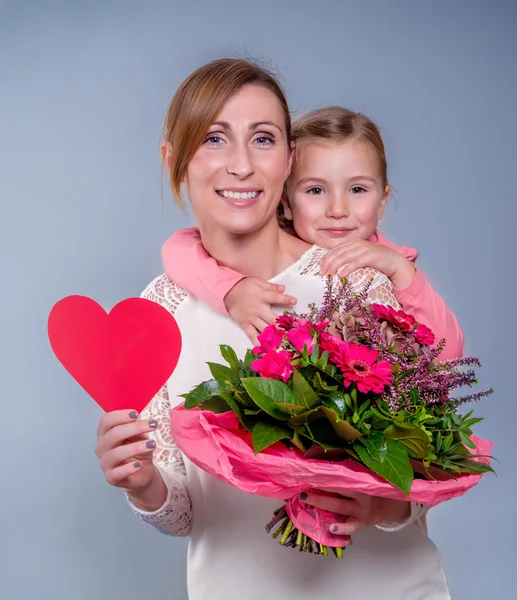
{"left": 351, "top": 186, "right": 367, "bottom": 194}
{"left": 307, "top": 187, "right": 325, "bottom": 195}
{"left": 254, "top": 135, "right": 274, "bottom": 145}
{"left": 204, "top": 135, "right": 224, "bottom": 145}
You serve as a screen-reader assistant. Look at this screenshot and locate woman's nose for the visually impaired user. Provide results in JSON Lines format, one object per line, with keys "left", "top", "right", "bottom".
{"left": 226, "top": 144, "right": 254, "bottom": 178}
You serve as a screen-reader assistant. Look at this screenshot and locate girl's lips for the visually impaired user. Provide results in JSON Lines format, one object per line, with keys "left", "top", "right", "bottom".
{"left": 321, "top": 228, "right": 354, "bottom": 236}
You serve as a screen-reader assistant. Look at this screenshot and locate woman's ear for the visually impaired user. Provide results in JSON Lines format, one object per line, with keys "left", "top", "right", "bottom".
{"left": 161, "top": 141, "right": 173, "bottom": 172}
{"left": 281, "top": 189, "right": 294, "bottom": 221}
{"left": 286, "top": 141, "right": 296, "bottom": 178}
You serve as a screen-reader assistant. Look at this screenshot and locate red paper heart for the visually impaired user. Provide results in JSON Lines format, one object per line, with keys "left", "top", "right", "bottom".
{"left": 48, "top": 295, "right": 182, "bottom": 413}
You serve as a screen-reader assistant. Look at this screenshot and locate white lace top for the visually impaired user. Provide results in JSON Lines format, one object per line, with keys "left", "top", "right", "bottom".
{"left": 128, "top": 246, "right": 450, "bottom": 600}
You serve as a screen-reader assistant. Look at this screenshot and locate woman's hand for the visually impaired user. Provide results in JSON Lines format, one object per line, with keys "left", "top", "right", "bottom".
{"left": 319, "top": 240, "right": 416, "bottom": 290}
{"left": 300, "top": 489, "right": 411, "bottom": 535}
{"left": 224, "top": 277, "right": 297, "bottom": 345}
{"left": 94, "top": 410, "right": 167, "bottom": 511}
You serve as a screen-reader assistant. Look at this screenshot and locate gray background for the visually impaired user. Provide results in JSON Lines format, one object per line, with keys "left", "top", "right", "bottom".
{"left": 1, "top": 1, "right": 515, "bottom": 598}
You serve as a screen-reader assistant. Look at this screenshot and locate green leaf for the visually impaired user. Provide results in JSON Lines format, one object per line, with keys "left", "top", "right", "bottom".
{"left": 219, "top": 391, "right": 253, "bottom": 430}
{"left": 354, "top": 439, "right": 414, "bottom": 496}
{"left": 384, "top": 423, "right": 431, "bottom": 459}
{"left": 315, "top": 350, "right": 329, "bottom": 370}
{"left": 252, "top": 421, "right": 292, "bottom": 453}
{"left": 461, "top": 417, "right": 483, "bottom": 430}
{"left": 241, "top": 377, "right": 294, "bottom": 420}
{"left": 409, "top": 389, "right": 420, "bottom": 404}
{"left": 360, "top": 432, "right": 387, "bottom": 462}
{"left": 442, "top": 432, "right": 454, "bottom": 452}
{"left": 313, "top": 372, "right": 338, "bottom": 393}
{"left": 219, "top": 345, "right": 240, "bottom": 370}
{"left": 198, "top": 395, "right": 231, "bottom": 413}
{"left": 459, "top": 431, "right": 477, "bottom": 449}
{"left": 292, "top": 370, "right": 320, "bottom": 409}
{"left": 447, "top": 458, "right": 495, "bottom": 475}
{"left": 183, "top": 380, "right": 232, "bottom": 408}
{"left": 207, "top": 362, "right": 239, "bottom": 382}
{"left": 244, "top": 349, "right": 256, "bottom": 368}
{"left": 320, "top": 406, "right": 362, "bottom": 442}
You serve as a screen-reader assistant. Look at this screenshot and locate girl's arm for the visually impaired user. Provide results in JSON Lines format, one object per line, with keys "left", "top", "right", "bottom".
{"left": 161, "top": 227, "right": 245, "bottom": 315}
{"left": 393, "top": 268, "right": 464, "bottom": 361}
{"left": 161, "top": 228, "right": 297, "bottom": 342}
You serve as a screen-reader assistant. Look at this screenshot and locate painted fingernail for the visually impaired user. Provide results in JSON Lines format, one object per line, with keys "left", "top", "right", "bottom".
{"left": 128, "top": 411, "right": 138, "bottom": 419}
{"left": 133, "top": 461, "right": 142, "bottom": 469}
{"left": 331, "top": 525, "right": 339, "bottom": 533}
{"left": 148, "top": 420, "right": 158, "bottom": 429}
{"left": 300, "top": 492, "right": 308, "bottom": 501}
{"left": 146, "top": 440, "right": 156, "bottom": 449}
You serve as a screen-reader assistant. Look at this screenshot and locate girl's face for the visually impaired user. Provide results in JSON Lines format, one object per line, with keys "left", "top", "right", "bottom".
{"left": 285, "top": 139, "right": 389, "bottom": 249}
{"left": 183, "top": 84, "right": 293, "bottom": 236}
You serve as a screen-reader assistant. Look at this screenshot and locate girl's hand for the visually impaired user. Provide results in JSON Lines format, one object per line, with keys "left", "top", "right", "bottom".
{"left": 319, "top": 240, "right": 416, "bottom": 290}
{"left": 300, "top": 489, "right": 411, "bottom": 536}
{"left": 224, "top": 277, "right": 297, "bottom": 345}
{"left": 94, "top": 410, "right": 164, "bottom": 502}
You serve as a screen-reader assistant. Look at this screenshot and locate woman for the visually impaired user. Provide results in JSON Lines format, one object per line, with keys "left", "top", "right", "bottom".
{"left": 94, "top": 59, "right": 450, "bottom": 599}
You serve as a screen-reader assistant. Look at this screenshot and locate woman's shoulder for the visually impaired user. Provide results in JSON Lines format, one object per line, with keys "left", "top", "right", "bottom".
{"left": 140, "top": 273, "right": 191, "bottom": 316}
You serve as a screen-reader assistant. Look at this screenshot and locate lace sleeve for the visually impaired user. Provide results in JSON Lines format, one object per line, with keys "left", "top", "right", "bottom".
{"left": 125, "top": 275, "right": 192, "bottom": 536}
{"left": 347, "top": 267, "right": 401, "bottom": 310}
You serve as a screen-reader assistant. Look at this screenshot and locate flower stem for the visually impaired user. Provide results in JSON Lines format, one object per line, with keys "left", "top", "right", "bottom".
{"left": 279, "top": 520, "right": 294, "bottom": 545}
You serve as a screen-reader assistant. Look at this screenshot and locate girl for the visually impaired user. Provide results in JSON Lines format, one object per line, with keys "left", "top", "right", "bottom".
{"left": 94, "top": 60, "right": 451, "bottom": 599}
{"left": 162, "top": 106, "right": 464, "bottom": 360}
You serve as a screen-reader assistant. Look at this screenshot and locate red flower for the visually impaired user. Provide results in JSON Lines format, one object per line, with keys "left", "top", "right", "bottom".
{"left": 276, "top": 314, "right": 296, "bottom": 331}
{"left": 286, "top": 319, "right": 316, "bottom": 353}
{"left": 333, "top": 342, "right": 393, "bottom": 393}
{"left": 414, "top": 324, "right": 435, "bottom": 346}
{"left": 251, "top": 350, "right": 295, "bottom": 382}
{"left": 319, "top": 332, "right": 347, "bottom": 358}
{"left": 371, "top": 304, "right": 416, "bottom": 333}
{"left": 253, "top": 325, "right": 284, "bottom": 354}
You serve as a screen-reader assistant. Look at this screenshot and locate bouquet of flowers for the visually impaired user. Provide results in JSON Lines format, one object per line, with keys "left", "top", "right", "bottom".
{"left": 171, "top": 276, "right": 494, "bottom": 558}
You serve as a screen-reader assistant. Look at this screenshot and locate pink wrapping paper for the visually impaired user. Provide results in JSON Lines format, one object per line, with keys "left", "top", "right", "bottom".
{"left": 171, "top": 405, "right": 492, "bottom": 544}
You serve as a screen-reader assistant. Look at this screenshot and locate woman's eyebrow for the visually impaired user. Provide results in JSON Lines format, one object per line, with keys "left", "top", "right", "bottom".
{"left": 210, "top": 120, "right": 283, "bottom": 134}
{"left": 250, "top": 121, "right": 283, "bottom": 133}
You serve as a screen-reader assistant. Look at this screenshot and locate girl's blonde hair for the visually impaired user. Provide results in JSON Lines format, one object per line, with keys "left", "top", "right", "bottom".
{"left": 278, "top": 106, "right": 389, "bottom": 228}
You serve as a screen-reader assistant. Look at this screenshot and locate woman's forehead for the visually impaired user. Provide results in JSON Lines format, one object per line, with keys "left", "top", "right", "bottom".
{"left": 214, "top": 84, "right": 286, "bottom": 129}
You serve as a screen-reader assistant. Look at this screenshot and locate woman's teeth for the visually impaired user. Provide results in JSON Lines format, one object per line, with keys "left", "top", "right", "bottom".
{"left": 217, "top": 190, "right": 259, "bottom": 200}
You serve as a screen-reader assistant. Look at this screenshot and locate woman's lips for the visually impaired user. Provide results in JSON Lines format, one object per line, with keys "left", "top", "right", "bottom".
{"left": 217, "top": 189, "right": 262, "bottom": 208}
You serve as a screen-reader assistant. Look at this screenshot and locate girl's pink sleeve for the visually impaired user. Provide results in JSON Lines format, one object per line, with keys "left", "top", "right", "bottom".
{"left": 394, "top": 268, "right": 464, "bottom": 361}
{"left": 161, "top": 227, "right": 245, "bottom": 315}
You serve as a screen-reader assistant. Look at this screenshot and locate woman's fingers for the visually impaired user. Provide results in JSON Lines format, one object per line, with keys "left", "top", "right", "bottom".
{"left": 301, "top": 490, "right": 357, "bottom": 516}
{"left": 96, "top": 409, "right": 139, "bottom": 438}
{"left": 95, "top": 416, "right": 158, "bottom": 457}
{"left": 328, "top": 518, "right": 364, "bottom": 536}
{"left": 100, "top": 438, "right": 156, "bottom": 472}
{"left": 104, "top": 459, "right": 146, "bottom": 487}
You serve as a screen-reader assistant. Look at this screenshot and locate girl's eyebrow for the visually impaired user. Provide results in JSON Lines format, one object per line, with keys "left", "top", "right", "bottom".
{"left": 211, "top": 120, "right": 283, "bottom": 133}
{"left": 296, "top": 176, "right": 326, "bottom": 186}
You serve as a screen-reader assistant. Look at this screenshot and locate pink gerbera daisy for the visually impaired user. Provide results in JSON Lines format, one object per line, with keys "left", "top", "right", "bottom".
{"left": 333, "top": 342, "right": 393, "bottom": 394}
{"left": 371, "top": 304, "right": 416, "bottom": 333}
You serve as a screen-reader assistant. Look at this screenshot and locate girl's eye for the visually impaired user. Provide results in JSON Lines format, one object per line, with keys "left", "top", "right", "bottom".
{"left": 307, "top": 187, "right": 325, "bottom": 195}
{"left": 254, "top": 134, "right": 275, "bottom": 145}
{"left": 351, "top": 186, "right": 367, "bottom": 194}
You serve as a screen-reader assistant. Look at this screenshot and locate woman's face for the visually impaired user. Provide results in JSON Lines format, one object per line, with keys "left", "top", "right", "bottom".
{"left": 183, "top": 84, "right": 293, "bottom": 235}
{"left": 285, "top": 139, "right": 389, "bottom": 249}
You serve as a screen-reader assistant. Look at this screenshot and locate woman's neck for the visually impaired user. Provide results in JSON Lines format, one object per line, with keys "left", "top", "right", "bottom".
{"left": 200, "top": 220, "right": 310, "bottom": 281}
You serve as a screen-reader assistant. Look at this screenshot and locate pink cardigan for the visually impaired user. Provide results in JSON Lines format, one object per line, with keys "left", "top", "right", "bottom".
{"left": 161, "top": 227, "right": 464, "bottom": 361}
